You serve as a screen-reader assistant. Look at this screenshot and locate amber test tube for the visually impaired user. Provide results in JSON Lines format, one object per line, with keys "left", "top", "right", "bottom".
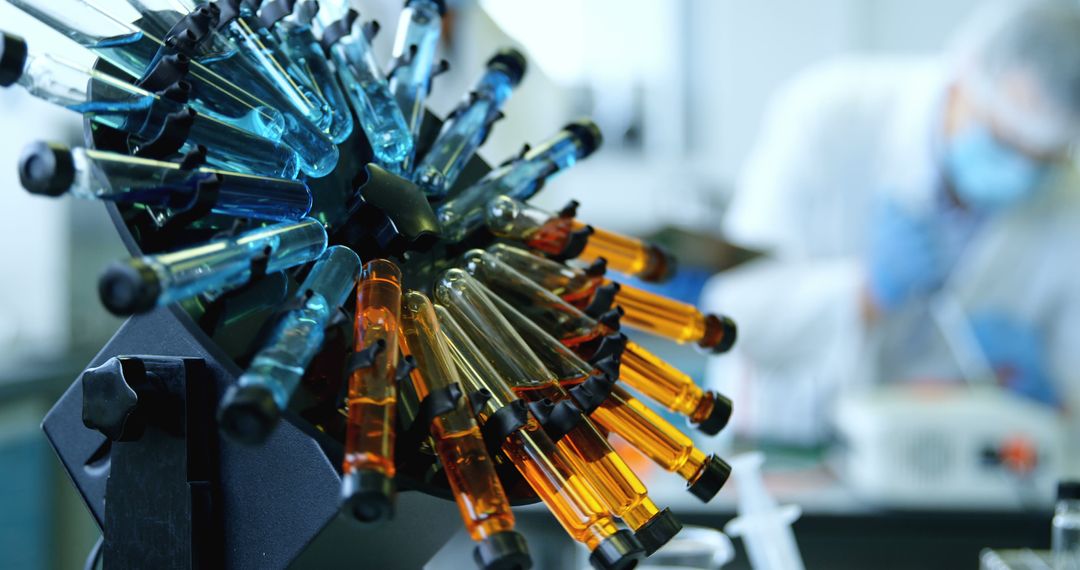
{"left": 485, "top": 288, "right": 732, "bottom": 503}
{"left": 400, "top": 290, "right": 532, "bottom": 570}
{"left": 342, "top": 259, "right": 402, "bottom": 522}
{"left": 435, "top": 305, "right": 645, "bottom": 570}
{"left": 485, "top": 195, "right": 675, "bottom": 282}
{"left": 463, "top": 250, "right": 733, "bottom": 435}
{"left": 489, "top": 243, "right": 737, "bottom": 354}
{"left": 436, "top": 269, "right": 681, "bottom": 554}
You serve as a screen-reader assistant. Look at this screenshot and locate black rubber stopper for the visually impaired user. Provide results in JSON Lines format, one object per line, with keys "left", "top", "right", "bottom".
{"left": 473, "top": 530, "right": 532, "bottom": 570}
{"left": 565, "top": 119, "right": 604, "bottom": 158}
{"left": 217, "top": 383, "right": 281, "bottom": 445}
{"left": 98, "top": 259, "right": 162, "bottom": 316}
{"left": 693, "top": 394, "right": 733, "bottom": 436}
{"left": 588, "top": 530, "right": 644, "bottom": 570}
{"left": 637, "top": 244, "right": 676, "bottom": 283}
{"left": 19, "top": 141, "right": 75, "bottom": 197}
{"left": 698, "top": 314, "right": 738, "bottom": 355}
{"left": 0, "top": 32, "right": 28, "bottom": 87}
{"left": 487, "top": 47, "right": 527, "bottom": 87}
{"left": 341, "top": 470, "right": 395, "bottom": 523}
{"left": 407, "top": 0, "right": 447, "bottom": 16}
{"left": 687, "top": 454, "right": 732, "bottom": 503}
{"left": 634, "top": 508, "right": 682, "bottom": 555}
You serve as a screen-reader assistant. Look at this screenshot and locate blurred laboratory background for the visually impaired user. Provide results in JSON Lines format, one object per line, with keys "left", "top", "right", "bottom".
{"left": 1, "top": 0, "right": 1075, "bottom": 568}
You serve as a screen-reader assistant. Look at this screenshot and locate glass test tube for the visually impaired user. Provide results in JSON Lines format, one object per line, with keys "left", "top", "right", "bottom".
{"left": 413, "top": 48, "right": 526, "bottom": 197}
{"left": 400, "top": 291, "right": 532, "bottom": 569}
{"left": 5, "top": 0, "right": 278, "bottom": 140}
{"left": 483, "top": 284, "right": 731, "bottom": 501}
{"left": 218, "top": 245, "right": 360, "bottom": 443}
{"left": 342, "top": 259, "right": 402, "bottom": 522}
{"left": 265, "top": 0, "right": 353, "bottom": 143}
{"left": 387, "top": 0, "right": 443, "bottom": 156}
{"left": 436, "top": 119, "right": 602, "bottom": 242}
{"left": 98, "top": 217, "right": 327, "bottom": 315}
{"left": 9, "top": 0, "right": 339, "bottom": 177}
{"left": 434, "top": 306, "right": 645, "bottom": 570}
{"left": 0, "top": 37, "right": 300, "bottom": 178}
{"left": 324, "top": 15, "right": 413, "bottom": 173}
{"left": 485, "top": 289, "right": 731, "bottom": 503}
{"left": 19, "top": 143, "right": 311, "bottom": 222}
{"left": 463, "top": 250, "right": 732, "bottom": 435}
{"left": 435, "top": 269, "right": 677, "bottom": 552}
{"left": 489, "top": 243, "right": 736, "bottom": 353}
{"left": 130, "top": 0, "right": 334, "bottom": 134}
{"left": 486, "top": 195, "right": 676, "bottom": 282}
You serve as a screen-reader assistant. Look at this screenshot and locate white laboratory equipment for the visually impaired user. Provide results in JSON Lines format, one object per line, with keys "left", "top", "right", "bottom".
{"left": 723, "top": 452, "right": 805, "bottom": 570}
{"left": 835, "top": 385, "right": 1065, "bottom": 508}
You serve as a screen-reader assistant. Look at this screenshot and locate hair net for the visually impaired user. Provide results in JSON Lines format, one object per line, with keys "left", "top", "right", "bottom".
{"left": 950, "top": 0, "right": 1080, "bottom": 153}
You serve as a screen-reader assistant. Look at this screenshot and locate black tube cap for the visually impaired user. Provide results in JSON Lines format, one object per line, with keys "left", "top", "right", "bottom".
{"left": 473, "top": 530, "right": 532, "bottom": 570}
{"left": 19, "top": 141, "right": 75, "bottom": 197}
{"left": 634, "top": 508, "right": 682, "bottom": 555}
{"left": 0, "top": 32, "right": 28, "bottom": 87}
{"left": 487, "top": 47, "right": 527, "bottom": 87}
{"left": 217, "top": 383, "right": 281, "bottom": 445}
{"left": 693, "top": 393, "right": 732, "bottom": 436}
{"left": 637, "top": 244, "right": 676, "bottom": 283}
{"left": 565, "top": 119, "right": 603, "bottom": 158}
{"left": 687, "top": 454, "right": 732, "bottom": 503}
{"left": 98, "top": 259, "right": 162, "bottom": 316}
{"left": 406, "top": 0, "right": 447, "bottom": 16}
{"left": 697, "top": 314, "right": 738, "bottom": 355}
{"left": 588, "top": 529, "right": 644, "bottom": 570}
{"left": 341, "top": 470, "right": 395, "bottom": 523}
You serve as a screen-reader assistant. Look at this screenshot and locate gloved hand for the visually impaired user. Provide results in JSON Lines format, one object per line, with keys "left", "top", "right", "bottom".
{"left": 866, "top": 199, "right": 943, "bottom": 310}
{"left": 970, "top": 313, "right": 1058, "bottom": 406}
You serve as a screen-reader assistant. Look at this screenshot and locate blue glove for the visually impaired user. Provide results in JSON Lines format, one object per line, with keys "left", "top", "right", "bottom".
{"left": 867, "top": 199, "right": 943, "bottom": 310}
{"left": 970, "top": 313, "right": 1058, "bottom": 406}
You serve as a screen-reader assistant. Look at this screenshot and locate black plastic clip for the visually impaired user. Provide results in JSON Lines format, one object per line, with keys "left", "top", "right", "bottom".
{"left": 480, "top": 399, "right": 528, "bottom": 451}
{"left": 346, "top": 339, "right": 387, "bottom": 375}
{"left": 387, "top": 44, "right": 418, "bottom": 79}
{"left": 596, "top": 306, "right": 624, "bottom": 331}
{"left": 477, "top": 110, "right": 506, "bottom": 146}
{"left": 136, "top": 53, "right": 191, "bottom": 93}
{"left": 587, "top": 332, "right": 628, "bottom": 366}
{"left": 416, "top": 383, "right": 464, "bottom": 428}
{"left": 320, "top": 9, "right": 359, "bottom": 51}
{"left": 151, "top": 169, "right": 220, "bottom": 235}
{"left": 526, "top": 398, "right": 582, "bottom": 442}
{"left": 160, "top": 80, "right": 193, "bottom": 105}
{"left": 550, "top": 225, "right": 593, "bottom": 262}
{"left": 178, "top": 145, "right": 209, "bottom": 171}
{"left": 468, "top": 388, "right": 493, "bottom": 417}
{"left": 258, "top": 0, "right": 295, "bottom": 28}
{"left": 584, "top": 257, "right": 607, "bottom": 278}
{"left": 394, "top": 355, "right": 417, "bottom": 387}
{"left": 498, "top": 143, "right": 531, "bottom": 168}
{"left": 213, "top": 0, "right": 243, "bottom": 29}
{"left": 133, "top": 107, "right": 197, "bottom": 160}
{"left": 557, "top": 200, "right": 580, "bottom": 219}
{"left": 593, "top": 355, "right": 622, "bottom": 379}
{"left": 427, "top": 59, "right": 450, "bottom": 94}
{"left": 247, "top": 245, "right": 272, "bottom": 286}
{"left": 164, "top": 4, "right": 223, "bottom": 54}
{"left": 362, "top": 20, "right": 380, "bottom": 42}
{"left": 583, "top": 282, "right": 620, "bottom": 319}
{"left": 568, "top": 372, "right": 617, "bottom": 415}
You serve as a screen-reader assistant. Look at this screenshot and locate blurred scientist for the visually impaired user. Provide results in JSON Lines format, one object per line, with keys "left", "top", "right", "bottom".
{"left": 701, "top": 0, "right": 1080, "bottom": 444}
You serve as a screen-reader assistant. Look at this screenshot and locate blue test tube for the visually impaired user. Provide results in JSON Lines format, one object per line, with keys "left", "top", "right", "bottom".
{"left": 18, "top": 142, "right": 312, "bottom": 222}
{"left": 387, "top": 0, "right": 444, "bottom": 158}
{"left": 98, "top": 217, "right": 328, "bottom": 315}
{"left": 218, "top": 245, "right": 361, "bottom": 443}
{"left": 0, "top": 33, "right": 300, "bottom": 179}
{"left": 8, "top": 0, "right": 340, "bottom": 177}
{"left": 413, "top": 48, "right": 526, "bottom": 197}
{"left": 323, "top": 12, "right": 413, "bottom": 174}
{"left": 262, "top": 0, "right": 354, "bottom": 143}
{"left": 436, "top": 119, "right": 603, "bottom": 242}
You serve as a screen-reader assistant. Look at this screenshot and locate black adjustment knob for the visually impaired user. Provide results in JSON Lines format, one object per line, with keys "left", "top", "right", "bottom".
{"left": 81, "top": 356, "right": 154, "bottom": 442}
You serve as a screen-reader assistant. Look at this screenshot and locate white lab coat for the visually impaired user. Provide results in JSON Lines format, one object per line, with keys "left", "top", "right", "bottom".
{"left": 701, "top": 56, "right": 1080, "bottom": 447}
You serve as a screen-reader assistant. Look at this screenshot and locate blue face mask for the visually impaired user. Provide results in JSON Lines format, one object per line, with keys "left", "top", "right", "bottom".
{"left": 944, "top": 123, "right": 1048, "bottom": 210}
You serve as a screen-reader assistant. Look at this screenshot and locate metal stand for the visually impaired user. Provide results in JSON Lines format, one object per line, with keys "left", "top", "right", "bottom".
{"left": 43, "top": 306, "right": 461, "bottom": 569}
